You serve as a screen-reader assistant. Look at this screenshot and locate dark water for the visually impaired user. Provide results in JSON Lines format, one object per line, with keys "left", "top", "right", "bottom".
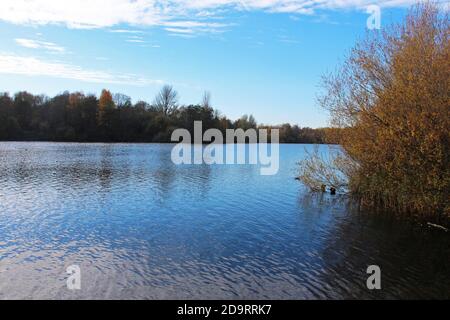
{"left": 0, "top": 142, "right": 448, "bottom": 299}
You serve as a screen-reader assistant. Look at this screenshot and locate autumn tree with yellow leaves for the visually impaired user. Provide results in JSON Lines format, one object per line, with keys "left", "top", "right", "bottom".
{"left": 98, "top": 89, "right": 115, "bottom": 125}
{"left": 298, "top": 2, "right": 449, "bottom": 222}
{"left": 97, "top": 89, "right": 117, "bottom": 138}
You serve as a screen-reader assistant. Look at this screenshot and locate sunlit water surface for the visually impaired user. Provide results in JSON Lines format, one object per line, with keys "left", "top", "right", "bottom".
{"left": 0, "top": 142, "right": 448, "bottom": 299}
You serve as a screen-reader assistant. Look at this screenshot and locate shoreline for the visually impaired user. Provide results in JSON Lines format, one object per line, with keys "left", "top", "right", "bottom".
{"left": 0, "top": 140, "right": 336, "bottom": 145}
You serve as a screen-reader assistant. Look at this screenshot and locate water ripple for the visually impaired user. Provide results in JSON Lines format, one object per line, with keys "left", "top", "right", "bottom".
{"left": 0, "top": 142, "right": 449, "bottom": 299}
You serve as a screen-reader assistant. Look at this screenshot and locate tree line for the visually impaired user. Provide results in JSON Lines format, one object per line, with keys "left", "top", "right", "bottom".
{"left": 0, "top": 86, "right": 330, "bottom": 144}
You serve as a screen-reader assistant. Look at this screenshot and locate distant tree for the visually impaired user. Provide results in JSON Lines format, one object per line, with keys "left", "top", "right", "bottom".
{"left": 113, "top": 93, "right": 132, "bottom": 109}
{"left": 201, "top": 91, "right": 212, "bottom": 109}
{"left": 154, "top": 85, "right": 178, "bottom": 116}
{"left": 0, "top": 93, "right": 15, "bottom": 139}
{"left": 98, "top": 89, "right": 115, "bottom": 120}
{"left": 135, "top": 100, "right": 151, "bottom": 110}
{"left": 248, "top": 115, "right": 257, "bottom": 128}
{"left": 47, "top": 92, "right": 69, "bottom": 140}
{"left": 66, "top": 92, "right": 84, "bottom": 137}
{"left": 234, "top": 114, "right": 257, "bottom": 130}
{"left": 13, "top": 91, "right": 35, "bottom": 132}
{"left": 98, "top": 89, "right": 116, "bottom": 140}
{"left": 79, "top": 94, "right": 99, "bottom": 141}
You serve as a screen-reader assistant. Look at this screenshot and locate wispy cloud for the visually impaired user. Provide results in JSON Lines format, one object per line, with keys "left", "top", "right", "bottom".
{"left": 126, "top": 39, "right": 146, "bottom": 43}
{"left": 15, "top": 38, "right": 65, "bottom": 53}
{"left": 124, "top": 35, "right": 147, "bottom": 44}
{"left": 109, "top": 29, "right": 145, "bottom": 34}
{"left": 0, "top": 1, "right": 421, "bottom": 35}
{"left": 165, "top": 27, "right": 195, "bottom": 35}
{"left": 162, "top": 20, "right": 229, "bottom": 36}
{"left": 0, "top": 53, "right": 163, "bottom": 86}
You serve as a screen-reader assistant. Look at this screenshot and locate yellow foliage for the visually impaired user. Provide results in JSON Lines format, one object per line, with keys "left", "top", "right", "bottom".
{"left": 306, "top": 2, "right": 449, "bottom": 221}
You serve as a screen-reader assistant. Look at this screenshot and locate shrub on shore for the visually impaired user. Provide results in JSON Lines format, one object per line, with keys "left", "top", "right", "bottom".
{"left": 298, "top": 2, "right": 449, "bottom": 222}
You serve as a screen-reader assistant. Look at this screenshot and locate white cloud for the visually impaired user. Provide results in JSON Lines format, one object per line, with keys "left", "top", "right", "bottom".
{"left": 163, "top": 20, "right": 229, "bottom": 35}
{"left": 109, "top": 29, "right": 145, "bottom": 34}
{"left": 124, "top": 35, "right": 147, "bottom": 43}
{"left": 0, "top": 54, "right": 163, "bottom": 86}
{"left": 126, "top": 39, "right": 146, "bottom": 43}
{"left": 165, "top": 27, "right": 195, "bottom": 34}
{"left": 0, "top": 0, "right": 162, "bottom": 29}
{"left": 0, "top": 0, "right": 420, "bottom": 32}
{"left": 15, "top": 38, "right": 65, "bottom": 53}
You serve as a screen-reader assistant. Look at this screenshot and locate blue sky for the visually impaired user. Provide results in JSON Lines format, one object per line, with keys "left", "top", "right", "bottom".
{"left": 0, "top": 1, "right": 416, "bottom": 127}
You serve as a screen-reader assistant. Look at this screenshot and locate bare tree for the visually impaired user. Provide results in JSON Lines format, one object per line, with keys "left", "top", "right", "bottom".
{"left": 154, "top": 85, "right": 179, "bottom": 115}
{"left": 201, "top": 91, "right": 212, "bottom": 109}
{"left": 113, "top": 93, "right": 132, "bottom": 108}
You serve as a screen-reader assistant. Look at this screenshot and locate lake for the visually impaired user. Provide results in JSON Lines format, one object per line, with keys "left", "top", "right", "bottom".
{"left": 0, "top": 142, "right": 448, "bottom": 299}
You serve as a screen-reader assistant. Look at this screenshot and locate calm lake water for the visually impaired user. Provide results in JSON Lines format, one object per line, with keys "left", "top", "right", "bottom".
{"left": 0, "top": 142, "right": 448, "bottom": 299}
